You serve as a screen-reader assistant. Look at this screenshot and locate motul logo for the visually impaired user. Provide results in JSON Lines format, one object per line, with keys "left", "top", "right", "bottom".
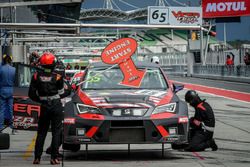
{"left": 202, "top": 0, "right": 250, "bottom": 18}
{"left": 206, "top": 1, "right": 246, "bottom": 12}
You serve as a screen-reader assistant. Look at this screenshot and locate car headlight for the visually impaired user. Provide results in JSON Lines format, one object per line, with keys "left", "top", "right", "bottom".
{"left": 76, "top": 103, "right": 101, "bottom": 114}
{"left": 152, "top": 103, "right": 176, "bottom": 115}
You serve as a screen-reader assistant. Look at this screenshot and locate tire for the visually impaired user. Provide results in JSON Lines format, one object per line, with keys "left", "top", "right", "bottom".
{"left": 62, "top": 143, "right": 80, "bottom": 152}
{"left": 0, "top": 133, "right": 10, "bottom": 150}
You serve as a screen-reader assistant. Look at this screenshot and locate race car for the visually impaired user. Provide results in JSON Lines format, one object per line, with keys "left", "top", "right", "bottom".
{"left": 63, "top": 61, "right": 189, "bottom": 151}
{"left": 65, "top": 70, "right": 80, "bottom": 81}
{"left": 70, "top": 71, "right": 85, "bottom": 85}
{"left": 70, "top": 70, "right": 85, "bottom": 90}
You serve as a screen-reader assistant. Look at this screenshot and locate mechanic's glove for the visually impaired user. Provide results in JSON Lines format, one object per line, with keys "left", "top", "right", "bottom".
{"left": 189, "top": 117, "right": 201, "bottom": 129}
{"left": 193, "top": 119, "right": 201, "bottom": 126}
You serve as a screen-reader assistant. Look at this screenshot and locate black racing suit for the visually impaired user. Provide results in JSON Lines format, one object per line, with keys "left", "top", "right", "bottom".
{"left": 28, "top": 70, "right": 65, "bottom": 160}
{"left": 188, "top": 101, "right": 216, "bottom": 151}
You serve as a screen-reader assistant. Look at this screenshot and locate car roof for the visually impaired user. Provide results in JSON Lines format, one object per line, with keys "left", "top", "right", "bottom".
{"left": 89, "top": 61, "right": 160, "bottom": 69}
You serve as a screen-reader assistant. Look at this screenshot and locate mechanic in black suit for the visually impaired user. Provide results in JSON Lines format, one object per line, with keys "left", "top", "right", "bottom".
{"left": 29, "top": 52, "right": 66, "bottom": 165}
{"left": 184, "top": 90, "right": 218, "bottom": 152}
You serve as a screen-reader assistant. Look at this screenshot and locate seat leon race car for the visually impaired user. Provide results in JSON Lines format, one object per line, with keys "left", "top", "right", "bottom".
{"left": 63, "top": 61, "right": 189, "bottom": 151}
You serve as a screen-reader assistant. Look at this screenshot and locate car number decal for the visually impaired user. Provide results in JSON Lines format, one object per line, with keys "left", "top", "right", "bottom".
{"left": 87, "top": 76, "right": 101, "bottom": 83}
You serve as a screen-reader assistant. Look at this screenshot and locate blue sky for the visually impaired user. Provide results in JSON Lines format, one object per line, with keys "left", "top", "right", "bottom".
{"left": 82, "top": 0, "right": 250, "bottom": 41}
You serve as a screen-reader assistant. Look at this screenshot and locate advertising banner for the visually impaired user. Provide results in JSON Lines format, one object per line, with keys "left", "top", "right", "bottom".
{"left": 203, "top": 0, "right": 250, "bottom": 18}
{"left": 168, "top": 7, "right": 202, "bottom": 26}
{"left": 148, "top": 6, "right": 169, "bottom": 25}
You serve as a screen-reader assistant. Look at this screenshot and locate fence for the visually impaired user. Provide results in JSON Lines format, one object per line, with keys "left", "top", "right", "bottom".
{"left": 162, "top": 65, "right": 187, "bottom": 76}
{"left": 142, "top": 51, "right": 250, "bottom": 82}
{"left": 193, "top": 65, "right": 250, "bottom": 78}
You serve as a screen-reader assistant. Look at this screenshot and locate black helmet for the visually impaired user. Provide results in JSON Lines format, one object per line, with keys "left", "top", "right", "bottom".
{"left": 185, "top": 90, "right": 202, "bottom": 107}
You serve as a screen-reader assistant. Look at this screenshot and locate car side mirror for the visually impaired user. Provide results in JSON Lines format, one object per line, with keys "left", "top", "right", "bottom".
{"left": 173, "top": 83, "right": 184, "bottom": 93}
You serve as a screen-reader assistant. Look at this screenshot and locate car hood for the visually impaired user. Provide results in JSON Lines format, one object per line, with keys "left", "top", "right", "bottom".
{"left": 78, "top": 89, "right": 173, "bottom": 108}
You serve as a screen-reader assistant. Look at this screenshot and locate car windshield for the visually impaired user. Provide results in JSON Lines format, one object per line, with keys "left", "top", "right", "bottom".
{"left": 81, "top": 67, "right": 168, "bottom": 90}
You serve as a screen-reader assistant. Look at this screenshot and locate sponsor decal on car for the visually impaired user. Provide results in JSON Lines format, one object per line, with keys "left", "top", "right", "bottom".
{"left": 14, "top": 103, "right": 40, "bottom": 117}
{"left": 134, "top": 90, "right": 167, "bottom": 97}
{"left": 13, "top": 103, "right": 40, "bottom": 130}
{"left": 13, "top": 116, "right": 37, "bottom": 129}
{"left": 164, "top": 136, "right": 179, "bottom": 141}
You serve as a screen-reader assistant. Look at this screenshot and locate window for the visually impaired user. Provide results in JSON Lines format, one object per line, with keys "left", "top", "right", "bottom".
{"left": 82, "top": 67, "right": 168, "bottom": 90}
{"left": 17, "top": 64, "right": 34, "bottom": 87}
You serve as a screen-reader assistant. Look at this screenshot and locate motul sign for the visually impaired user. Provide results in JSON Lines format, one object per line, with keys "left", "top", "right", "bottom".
{"left": 203, "top": 0, "right": 250, "bottom": 18}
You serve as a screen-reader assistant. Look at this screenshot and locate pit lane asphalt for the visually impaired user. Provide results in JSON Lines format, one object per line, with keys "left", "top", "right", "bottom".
{"left": 169, "top": 76, "right": 250, "bottom": 93}
{"left": 1, "top": 83, "right": 250, "bottom": 167}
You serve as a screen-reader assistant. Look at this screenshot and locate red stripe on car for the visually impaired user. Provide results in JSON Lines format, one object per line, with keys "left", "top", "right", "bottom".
{"left": 157, "top": 89, "right": 173, "bottom": 106}
{"left": 86, "top": 126, "right": 99, "bottom": 138}
{"left": 151, "top": 112, "right": 175, "bottom": 119}
{"left": 77, "top": 89, "right": 96, "bottom": 106}
{"left": 156, "top": 125, "right": 169, "bottom": 137}
{"left": 78, "top": 113, "right": 105, "bottom": 120}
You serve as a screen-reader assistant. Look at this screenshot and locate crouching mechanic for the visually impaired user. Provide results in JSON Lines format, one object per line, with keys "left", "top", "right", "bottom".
{"left": 184, "top": 90, "right": 218, "bottom": 152}
{"left": 28, "top": 52, "right": 69, "bottom": 165}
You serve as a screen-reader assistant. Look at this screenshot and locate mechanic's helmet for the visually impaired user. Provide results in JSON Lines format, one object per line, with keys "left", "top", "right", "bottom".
{"left": 185, "top": 90, "right": 202, "bottom": 107}
{"left": 2, "top": 54, "right": 13, "bottom": 64}
{"left": 39, "top": 52, "right": 57, "bottom": 69}
{"left": 151, "top": 56, "right": 159, "bottom": 64}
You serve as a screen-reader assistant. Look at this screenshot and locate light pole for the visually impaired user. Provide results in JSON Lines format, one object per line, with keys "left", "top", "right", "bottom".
{"left": 224, "top": 23, "right": 227, "bottom": 48}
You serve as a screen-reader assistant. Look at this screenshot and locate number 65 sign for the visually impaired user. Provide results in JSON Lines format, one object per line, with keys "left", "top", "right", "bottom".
{"left": 148, "top": 6, "right": 169, "bottom": 25}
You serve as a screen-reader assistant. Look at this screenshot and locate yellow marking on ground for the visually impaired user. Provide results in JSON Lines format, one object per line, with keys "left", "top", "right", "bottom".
{"left": 23, "top": 133, "right": 37, "bottom": 160}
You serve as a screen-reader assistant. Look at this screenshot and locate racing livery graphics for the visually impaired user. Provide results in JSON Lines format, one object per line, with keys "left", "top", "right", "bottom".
{"left": 13, "top": 86, "right": 41, "bottom": 131}
{"left": 63, "top": 62, "right": 189, "bottom": 152}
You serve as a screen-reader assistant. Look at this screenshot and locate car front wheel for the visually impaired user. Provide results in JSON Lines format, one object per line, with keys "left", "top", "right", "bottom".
{"left": 62, "top": 143, "right": 80, "bottom": 152}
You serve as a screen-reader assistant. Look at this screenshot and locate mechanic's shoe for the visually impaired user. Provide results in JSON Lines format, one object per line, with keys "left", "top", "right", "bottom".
{"left": 184, "top": 146, "right": 205, "bottom": 152}
{"left": 46, "top": 147, "right": 62, "bottom": 158}
{"left": 50, "top": 158, "right": 60, "bottom": 165}
{"left": 33, "top": 158, "right": 40, "bottom": 164}
{"left": 210, "top": 139, "right": 218, "bottom": 151}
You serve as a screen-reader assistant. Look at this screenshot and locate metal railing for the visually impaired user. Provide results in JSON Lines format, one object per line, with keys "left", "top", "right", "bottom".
{"left": 162, "top": 65, "right": 187, "bottom": 76}
{"left": 193, "top": 65, "right": 250, "bottom": 78}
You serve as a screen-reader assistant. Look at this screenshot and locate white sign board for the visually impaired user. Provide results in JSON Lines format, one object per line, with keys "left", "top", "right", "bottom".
{"left": 168, "top": 7, "right": 202, "bottom": 26}
{"left": 148, "top": 6, "right": 169, "bottom": 25}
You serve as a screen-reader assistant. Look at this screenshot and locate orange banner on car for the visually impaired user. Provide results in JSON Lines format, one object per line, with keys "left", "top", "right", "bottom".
{"left": 101, "top": 37, "right": 145, "bottom": 87}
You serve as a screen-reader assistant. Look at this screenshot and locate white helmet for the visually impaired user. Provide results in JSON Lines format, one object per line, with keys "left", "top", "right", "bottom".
{"left": 151, "top": 56, "right": 160, "bottom": 64}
